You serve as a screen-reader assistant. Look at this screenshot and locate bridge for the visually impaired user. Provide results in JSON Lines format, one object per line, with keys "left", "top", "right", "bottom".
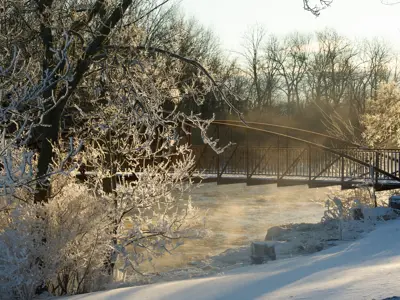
{"left": 189, "top": 120, "right": 400, "bottom": 191}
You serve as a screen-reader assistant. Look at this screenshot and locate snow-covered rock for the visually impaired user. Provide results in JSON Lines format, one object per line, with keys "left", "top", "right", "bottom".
{"left": 363, "top": 207, "right": 399, "bottom": 221}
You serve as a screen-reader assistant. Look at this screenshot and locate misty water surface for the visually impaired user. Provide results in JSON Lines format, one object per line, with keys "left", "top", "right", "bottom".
{"left": 143, "top": 183, "right": 331, "bottom": 273}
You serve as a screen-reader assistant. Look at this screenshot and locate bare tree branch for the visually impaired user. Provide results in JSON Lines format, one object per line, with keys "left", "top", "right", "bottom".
{"left": 105, "top": 44, "right": 245, "bottom": 121}
{"left": 303, "top": 0, "right": 333, "bottom": 16}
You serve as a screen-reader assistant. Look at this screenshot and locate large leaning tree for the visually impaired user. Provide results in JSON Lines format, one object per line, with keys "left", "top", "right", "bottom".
{"left": 0, "top": 0, "right": 241, "bottom": 298}
{"left": 1, "top": 0, "right": 239, "bottom": 204}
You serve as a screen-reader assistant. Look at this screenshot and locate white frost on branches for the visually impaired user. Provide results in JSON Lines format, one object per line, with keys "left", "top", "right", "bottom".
{"left": 361, "top": 82, "right": 400, "bottom": 148}
{"left": 0, "top": 34, "right": 76, "bottom": 197}
{"left": 0, "top": 33, "right": 224, "bottom": 298}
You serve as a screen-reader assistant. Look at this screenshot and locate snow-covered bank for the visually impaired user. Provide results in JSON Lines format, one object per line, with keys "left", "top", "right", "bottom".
{"left": 65, "top": 218, "right": 400, "bottom": 300}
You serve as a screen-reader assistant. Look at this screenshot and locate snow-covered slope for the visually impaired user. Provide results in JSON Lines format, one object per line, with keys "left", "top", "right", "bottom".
{"left": 66, "top": 219, "right": 400, "bottom": 300}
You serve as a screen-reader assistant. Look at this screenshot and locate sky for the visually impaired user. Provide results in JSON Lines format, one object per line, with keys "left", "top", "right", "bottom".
{"left": 179, "top": 0, "right": 400, "bottom": 57}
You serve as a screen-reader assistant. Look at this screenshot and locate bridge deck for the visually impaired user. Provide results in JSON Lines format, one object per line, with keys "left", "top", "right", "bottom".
{"left": 191, "top": 173, "right": 400, "bottom": 191}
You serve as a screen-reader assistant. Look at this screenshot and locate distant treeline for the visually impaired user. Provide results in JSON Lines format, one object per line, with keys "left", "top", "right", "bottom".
{"left": 149, "top": 7, "right": 398, "bottom": 139}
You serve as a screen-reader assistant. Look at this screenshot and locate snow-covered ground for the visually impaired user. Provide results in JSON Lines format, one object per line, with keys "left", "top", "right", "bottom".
{"left": 65, "top": 217, "right": 400, "bottom": 300}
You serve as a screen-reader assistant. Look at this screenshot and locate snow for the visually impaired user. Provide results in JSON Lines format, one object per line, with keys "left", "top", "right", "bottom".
{"left": 65, "top": 218, "right": 400, "bottom": 300}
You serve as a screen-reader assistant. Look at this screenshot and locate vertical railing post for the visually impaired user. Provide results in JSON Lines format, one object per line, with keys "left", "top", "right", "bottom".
{"left": 216, "top": 124, "right": 220, "bottom": 184}
{"left": 308, "top": 145, "right": 312, "bottom": 181}
{"left": 398, "top": 151, "right": 400, "bottom": 177}
{"left": 375, "top": 152, "right": 379, "bottom": 185}
{"left": 277, "top": 136, "right": 280, "bottom": 180}
{"left": 341, "top": 154, "right": 345, "bottom": 184}
{"left": 246, "top": 128, "right": 249, "bottom": 182}
{"left": 373, "top": 152, "right": 379, "bottom": 207}
{"left": 286, "top": 129, "right": 289, "bottom": 178}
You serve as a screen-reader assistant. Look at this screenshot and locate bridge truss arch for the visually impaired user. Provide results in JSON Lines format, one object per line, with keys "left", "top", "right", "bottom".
{"left": 190, "top": 121, "right": 400, "bottom": 191}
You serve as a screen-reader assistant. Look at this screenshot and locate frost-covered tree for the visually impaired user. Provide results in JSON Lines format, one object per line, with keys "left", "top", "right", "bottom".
{"left": 0, "top": 35, "right": 79, "bottom": 202}
{"left": 361, "top": 82, "right": 400, "bottom": 148}
{"left": 0, "top": 36, "right": 85, "bottom": 298}
{"left": 0, "top": 1, "right": 238, "bottom": 299}
{"left": 0, "top": 0, "right": 237, "bottom": 204}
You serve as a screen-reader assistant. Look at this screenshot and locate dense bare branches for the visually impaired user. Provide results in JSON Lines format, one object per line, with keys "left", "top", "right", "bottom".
{"left": 235, "top": 26, "right": 400, "bottom": 141}
{"left": 242, "top": 25, "right": 280, "bottom": 111}
{"left": 0, "top": 0, "right": 239, "bottom": 204}
{"left": 0, "top": 35, "right": 80, "bottom": 196}
{"left": 268, "top": 32, "right": 311, "bottom": 112}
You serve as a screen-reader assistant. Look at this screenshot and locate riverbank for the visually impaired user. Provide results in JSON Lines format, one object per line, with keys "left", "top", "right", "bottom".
{"left": 114, "top": 208, "right": 381, "bottom": 286}
{"left": 64, "top": 212, "right": 400, "bottom": 300}
{"left": 132, "top": 183, "right": 328, "bottom": 274}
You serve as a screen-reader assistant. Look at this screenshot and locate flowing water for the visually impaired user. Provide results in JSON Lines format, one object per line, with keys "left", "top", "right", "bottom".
{"left": 141, "top": 183, "right": 331, "bottom": 273}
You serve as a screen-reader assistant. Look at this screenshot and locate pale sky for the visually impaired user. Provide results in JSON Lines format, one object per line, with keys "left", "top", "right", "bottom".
{"left": 180, "top": 0, "right": 400, "bottom": 56}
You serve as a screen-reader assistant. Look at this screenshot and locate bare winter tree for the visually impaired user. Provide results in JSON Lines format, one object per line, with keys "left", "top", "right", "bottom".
{"left": 308, "top": 32, "right": 394, "bottom": 143}
{"left": 242, "top": 25, "right": 280, "bottom": 111}
{"left": 267, "top": 32, "right": 311, "bottom": 113}
{"left": 242, "top": 25, "right": 265, "bottom": 110}
{"left": 127, "top": 6, "right": 234, "bottom": 118}
{"left": 306, "top": 30, "right": 362, "bottom": 142}
{"left": 364, "top": 38, "right": 392, "bottom": 100}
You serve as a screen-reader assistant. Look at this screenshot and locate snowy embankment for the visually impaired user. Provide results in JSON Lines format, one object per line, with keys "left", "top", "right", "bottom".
{"left": 66, "top": 217, "right": 400, "bottom": 300}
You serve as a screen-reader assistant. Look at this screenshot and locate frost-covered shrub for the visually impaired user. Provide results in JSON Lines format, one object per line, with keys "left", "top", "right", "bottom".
{"left": 0, "top": 155, "right": 208, "bottom": 299}
{"left": 0, "top": 176, "right": 112, "bottom": 299}
{"left": 321, "top": 187, "right": 385, "bottom": 222}
{"left": 321, "top": 186, "right": 398, "bottom": 223}
{"left": 80, "top": 150, "right": 209, "bottom": 281}
{"left": 0, "top": 205, "right": 47, "bottom": 300}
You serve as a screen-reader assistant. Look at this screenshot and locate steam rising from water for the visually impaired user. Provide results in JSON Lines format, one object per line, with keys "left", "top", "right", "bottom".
{"left": 143, "top": 183, "right": 330, "bottom": 272}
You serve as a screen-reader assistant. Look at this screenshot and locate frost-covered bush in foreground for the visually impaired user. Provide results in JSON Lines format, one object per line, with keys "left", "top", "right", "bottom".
{"left": 65, "top": 54, "right": 214, "bottom": 288}
{"left": 0, "top": 178, "right": 110, "bottom": 298}
{"left": 317, "top": 187, "right": 399, "bottom": 243}
{"left": 321, "top": 187, "right": 393, "bottom": 223}
{"left": 0, "top": 156, "right": 208, "bottom": 299}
